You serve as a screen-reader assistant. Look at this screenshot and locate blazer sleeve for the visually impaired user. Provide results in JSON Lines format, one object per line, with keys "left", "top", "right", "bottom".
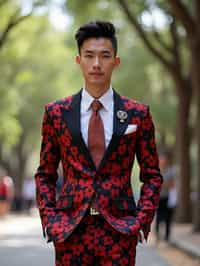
{"left": 35, "top": 105, "right": 60, "bottom": 237}
{"left": 136, "top": 106, "right": 163, "bottom": 241}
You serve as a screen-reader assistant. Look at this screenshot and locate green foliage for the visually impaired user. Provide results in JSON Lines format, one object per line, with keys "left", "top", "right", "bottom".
{"left": 0, "top": 12, "right": 81, "bottom": 176}
{"left": 0, "top": 87, "right": 21, "bottom": 147}
{"left": 12, "top": 15, "right": 79, "bottom": 141}
{"left": 67, "top": 0, "right": 118, "bottom": 27}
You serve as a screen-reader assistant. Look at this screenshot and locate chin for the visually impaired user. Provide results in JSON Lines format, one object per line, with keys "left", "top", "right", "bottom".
{"left": 90, "top": 79, "right": 104, "bottom": 84}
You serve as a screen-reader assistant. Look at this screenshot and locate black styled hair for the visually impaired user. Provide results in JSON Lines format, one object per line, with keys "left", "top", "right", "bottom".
{"left": 75, "top": 21, "right": 117, "bottom": 56}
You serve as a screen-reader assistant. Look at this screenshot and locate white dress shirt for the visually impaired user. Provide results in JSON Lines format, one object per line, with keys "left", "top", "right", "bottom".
{"left": 80, "top": 87, "right": 114, "bottom": 148}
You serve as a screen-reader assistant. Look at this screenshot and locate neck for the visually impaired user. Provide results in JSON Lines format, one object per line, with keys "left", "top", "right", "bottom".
{"left": 85, "top": 83, "right": 110, "bottom": 98}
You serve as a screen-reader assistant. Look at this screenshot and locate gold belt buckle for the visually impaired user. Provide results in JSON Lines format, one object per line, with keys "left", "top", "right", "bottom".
{"left": 90, "top": 207, "right": 100, "bottom": 215}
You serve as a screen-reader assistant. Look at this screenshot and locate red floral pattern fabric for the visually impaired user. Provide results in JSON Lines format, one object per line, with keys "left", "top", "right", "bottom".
{"left": 54, "top": 213, "right": 137, "bottom": 266}
{"left": 35, "top": 90, "right": 162, "bottom": 244}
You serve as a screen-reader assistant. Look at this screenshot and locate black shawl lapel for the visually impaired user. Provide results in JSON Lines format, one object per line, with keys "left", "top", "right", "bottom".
{"left": 98, "top": 90, "right": 130, "bottom": 171}
{"left": 62, "top": 89, "right": 96, "bottom": 170}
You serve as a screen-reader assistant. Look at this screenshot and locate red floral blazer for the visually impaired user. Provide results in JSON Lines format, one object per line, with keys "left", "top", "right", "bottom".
{"left": 35, "top": 89, "right": 162, "bottom": 243}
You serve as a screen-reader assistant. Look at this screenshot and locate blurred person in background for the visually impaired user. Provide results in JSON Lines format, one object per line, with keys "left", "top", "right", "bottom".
{"left": 0, "top": 175, "right": 14, "bottom": 216}
{"left": 22, "top": 177, "right": 36, "bottom": 214}
{"left": 155, "top": 149, "right": 177, "bottom": 242}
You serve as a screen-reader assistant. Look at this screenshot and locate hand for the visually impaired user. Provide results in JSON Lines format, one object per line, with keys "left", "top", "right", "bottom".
{"left": 137, "top": 230, "right": 145, "bottom": 243}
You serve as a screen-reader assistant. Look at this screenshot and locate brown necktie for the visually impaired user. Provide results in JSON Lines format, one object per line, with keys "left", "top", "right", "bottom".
{"left": 88, "top": 100, "right": 105, "bottom": 168}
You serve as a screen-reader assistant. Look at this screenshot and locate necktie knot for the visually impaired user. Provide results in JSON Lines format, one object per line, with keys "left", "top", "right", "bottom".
{"left": 91, "top": 100, "right": 103, "bottom": 113}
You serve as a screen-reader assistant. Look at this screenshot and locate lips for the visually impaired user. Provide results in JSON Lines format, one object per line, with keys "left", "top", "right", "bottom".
{"left": 89, "top": 72, "right": 104, "bottom": 75}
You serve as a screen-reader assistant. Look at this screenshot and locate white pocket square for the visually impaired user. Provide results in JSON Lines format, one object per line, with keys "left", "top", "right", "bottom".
{"left": 124, "top": 124, "right": 137, "bottom": 135}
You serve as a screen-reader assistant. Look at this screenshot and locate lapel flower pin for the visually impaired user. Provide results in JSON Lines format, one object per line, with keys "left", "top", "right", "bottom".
{"left": 117, "top": 110, "right": 128, "bottom": 123}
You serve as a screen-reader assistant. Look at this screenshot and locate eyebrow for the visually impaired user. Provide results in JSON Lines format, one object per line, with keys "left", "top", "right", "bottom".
{"left": 83, "top": 49, "right": 112, "bottom": 54}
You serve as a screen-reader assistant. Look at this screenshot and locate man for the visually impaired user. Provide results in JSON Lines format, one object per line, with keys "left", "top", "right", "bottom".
{"left": 35, "top": 21, "right": 162, "bottom": 266}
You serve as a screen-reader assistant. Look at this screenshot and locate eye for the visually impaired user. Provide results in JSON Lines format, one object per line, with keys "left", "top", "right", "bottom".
{"left": 84, "top": 54, "right": 93, "bottom": 58}
{"left": 102, "top": 54, "right": 111, "bottom": 58}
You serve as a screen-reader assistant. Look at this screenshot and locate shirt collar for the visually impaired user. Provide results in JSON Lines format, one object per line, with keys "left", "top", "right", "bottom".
{"left": 81, "top": 86, "right": 113, "bottom": 112}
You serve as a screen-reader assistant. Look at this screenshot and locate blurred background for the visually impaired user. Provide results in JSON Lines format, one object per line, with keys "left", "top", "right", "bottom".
{"left": 0, "top": 1, "right": 200, "bottom": 266}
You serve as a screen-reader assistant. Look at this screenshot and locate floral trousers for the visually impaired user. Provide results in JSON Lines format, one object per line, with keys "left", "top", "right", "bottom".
{"left": 53, "top": 212, "right": 137, "bottom": 266}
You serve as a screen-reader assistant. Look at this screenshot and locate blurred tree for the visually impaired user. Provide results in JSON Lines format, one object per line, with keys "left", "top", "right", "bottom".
{"left": 0, "top": 0, "right": 52, "bottom": 146}
{"left": 0, "top": 14, "right": 79, "bottom": 199}
{"left": 166, "top": 0, "right": 200, "bottom": 231}
{"left": 117, "top": 0, "right": 200, "bottom": 231}
{"left": 0, "top": 0, "right": 41, "bottom": 49}
{"left": 0, "top": 0, "right": 57, "bottom": 49}
{"left": 66, "top": 0, "right": 191, "bottom": 223}
{"left": 0, "top": 0, "right": 32, "bottom": 146}
{"left": 0, "top": 76, "right": 21, "bottom": 148}
{"left": 114, "top": 33, "right": 177, "bottom": 146}
{"left": 117, "top": 0, "right": 193, "bottom": 224}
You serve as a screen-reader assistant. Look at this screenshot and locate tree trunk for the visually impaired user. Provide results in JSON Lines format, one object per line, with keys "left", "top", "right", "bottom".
{"left": 190, "top": 37, "right": 200, "bottom": 231}
{"left": 117, "top": 0, "right": 193, "bottom": 222}
{"left": 174, "top": 77, "right": 192, "bottom": 222}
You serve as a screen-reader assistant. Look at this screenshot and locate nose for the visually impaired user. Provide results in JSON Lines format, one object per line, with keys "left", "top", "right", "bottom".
{"left": 93, "top": 56, "right": 100, "bottom": 68}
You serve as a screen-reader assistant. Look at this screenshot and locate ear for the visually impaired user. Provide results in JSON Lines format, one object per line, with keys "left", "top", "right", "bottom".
{"left": 76, "top": 55, "right": 81, "bottom": 64}
{"left": 114, "top": 56, "right": 121, "bottom": 67}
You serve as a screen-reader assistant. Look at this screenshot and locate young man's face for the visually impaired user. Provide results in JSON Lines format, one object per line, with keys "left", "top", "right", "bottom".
{"left": 76, "top": 38, "right": 120, "bottom": 90}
